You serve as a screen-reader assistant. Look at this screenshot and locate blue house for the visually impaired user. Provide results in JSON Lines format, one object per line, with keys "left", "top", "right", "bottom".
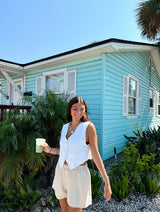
{"left": 0, "top": 38, "right": 160, "bottom": 160}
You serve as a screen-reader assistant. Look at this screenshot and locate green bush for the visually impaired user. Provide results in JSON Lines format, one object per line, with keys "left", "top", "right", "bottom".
{"left": 25, "top": 90, "right": 68, "bottom": 148}
{"left": 90, "top": 169, "right": 103, "bottom": 199}
{"left": 137, "top": 154, "right": 160, "bottom": 194}
{"left": 0, "top": 111, "right": 45, "bottom": 187}
{"left": 124, "top": 127, "right": 160, "bottom": 162}
{"left": 110, "top": 175, "right": 134, "bottom": 200}
{"left": 109, "top": 160, "right": 134, "bottom": 200}
{"left": 109, "top": 144, "right": 160, "bottom": 200}
{"left": 50, "top": 191, "right": 60, "bottom": 207}
{"left": 90, "top": 160, "right": 103, "bottom": 199}
{"left": 25, "top": 91, "right": 68, "bottom": 187}
{"left": 0, "top": 171, "right": 43, "bottom": 211}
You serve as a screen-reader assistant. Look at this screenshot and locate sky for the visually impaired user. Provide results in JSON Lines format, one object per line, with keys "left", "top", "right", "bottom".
{"left": 0, "top": 0, "right": 152, "bottom": 64}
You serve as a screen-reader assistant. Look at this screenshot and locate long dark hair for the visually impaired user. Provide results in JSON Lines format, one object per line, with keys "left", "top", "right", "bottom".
{"left": 67, "top": 96, "right": 90, "bottom": 122}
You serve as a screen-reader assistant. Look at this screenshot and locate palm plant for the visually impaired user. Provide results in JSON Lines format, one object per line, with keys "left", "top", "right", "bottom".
{"left": 0, "top": 171, "right": 43, "bottom": 211}
{"left": 136, "top": 0, "right": 160, "bottom": 40}
{"left": 25, "top": 90, "right": 68, "bottom": 148}
{"left": 124, "top": 127, "right": 160, "bottom": 162}
{"left": 24, "top": 91, "right": 68, "bottom": 186}
{"left": 0, "top": 110, "right": 45, "bottom": 187}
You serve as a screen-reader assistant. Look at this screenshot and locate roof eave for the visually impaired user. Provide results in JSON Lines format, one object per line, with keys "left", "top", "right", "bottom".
{"left": 24, "top": 42, "right": 158, "bottom": 71}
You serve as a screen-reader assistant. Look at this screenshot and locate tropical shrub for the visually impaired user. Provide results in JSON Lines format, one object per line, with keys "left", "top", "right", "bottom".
{"left": 90, "top": 169, "right": 103, "bottom": 199}
{"left": 109, "top": 144, "right": 160, "bottom": 200}
{"left": 24, "top": 91, "right": 68, "bottom": 187}
{"left": 109, "top": 159, "right": 134, "bottom": 200}
{"left": 89, "top": 160, "right": 103, "bottom": 199}
{"left": 137, "top": 153, "right": 160, "bottom": 194}
{"left": 0, "top": 110, "right": 45, "bottom": 187}
{"left": 50, "top": 191, "right": 60, "bottom": 207}
{"left": 124, "top": 127, "right": 160, "bottom": 162}
{"left": 0, "top": 171, "right": 43, "bottom": 211}
{"left": 24, "top": 90, "right": 68, "bottom": 148}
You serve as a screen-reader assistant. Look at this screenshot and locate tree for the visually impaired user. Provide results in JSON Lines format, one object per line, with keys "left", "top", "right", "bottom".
{"left": 136, "top": 0, "right": 160, "bottom": 41}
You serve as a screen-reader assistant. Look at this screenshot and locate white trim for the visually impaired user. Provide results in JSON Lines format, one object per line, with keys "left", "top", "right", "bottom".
{"left": 36, "top": 76, "right": 43, "bottom": 95}
{"left": 0, "top": 68, "right": 24, "bottom": 75}
{"left": 66, "top": 69, "right": 77, "bottom": 97}
{"left": 23, "top": 75, "right": 26, "bottom": 92}
{"left": 149, "top": 55, "right": 152, "bottom": 67}
{"left": 14, "top": 78, "right": 23, "bottom": 90}
{"left": 24, "top": 43, "right": 157, "bottom": 70}
{"left": 122, "top": 75, "right": 128, "bottom": 116}
{"left": 6, "top": 81, "right": 10, "bottom": 105}
{"left": 10, "top": 78, "right": 23, "bottom": 105}
{"left": 43, "top": 68, "right": 67, "bottom": 93}
{"left": 127, "top": 74, "right": 139, "bottom": 119}
{"left": 156, "top": 91, "right": 160, "bottom": 117}
{"left": 137, "top": 82, "right": 141, "bottom": 116}
{"left": 128, "top": 73, "right": 138, "bottom": 82}
{"left": 123, "top": 74, "right": 141, "bottom": 119}
{"left": 1, "top": 70, "right": 23, "bottom": 96}
{"left": 0, "top": 61, "right": 22, "bottom": 69}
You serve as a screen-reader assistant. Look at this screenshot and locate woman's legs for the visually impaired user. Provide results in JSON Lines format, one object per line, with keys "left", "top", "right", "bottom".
{"left": 59, "top": 198, "right": 82, "bottom": 212}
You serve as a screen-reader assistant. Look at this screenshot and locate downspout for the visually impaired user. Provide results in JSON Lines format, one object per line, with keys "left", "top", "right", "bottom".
{"left": 100, "top": 53, "right": 106, "bottom": 160}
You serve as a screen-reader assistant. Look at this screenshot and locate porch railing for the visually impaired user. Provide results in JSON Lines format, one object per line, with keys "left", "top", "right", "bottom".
{"left": 0, "top": 105, "right": 32, "bottom": 122}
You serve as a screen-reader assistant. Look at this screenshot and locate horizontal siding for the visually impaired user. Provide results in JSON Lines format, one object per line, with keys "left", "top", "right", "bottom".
{"left": 2, "top": 51, "right": 160, "bottom": 162}
{"left": 102, "top": 51, "right": 160, "bottom": 160}
{"left": 24, "top": 56, "right": 103, "bottom": 152}
{"left": 75, "top": 58, "right": 102, "bottom": 151}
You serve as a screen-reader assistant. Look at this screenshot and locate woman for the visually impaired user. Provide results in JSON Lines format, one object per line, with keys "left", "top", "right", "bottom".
{"left": 42, "top": 96, "right": 112, "bottom": 212}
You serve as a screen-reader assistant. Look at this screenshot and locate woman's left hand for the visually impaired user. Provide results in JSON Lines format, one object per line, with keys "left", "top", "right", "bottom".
{"left": 104, "top": 181, "right": 112, "bottom": 201}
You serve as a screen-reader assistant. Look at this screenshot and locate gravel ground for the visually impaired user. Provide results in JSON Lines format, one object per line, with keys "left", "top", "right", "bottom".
{"left": 39, "top": 155, "right": 160, "bottom": 212}
{"left": 43, "top": 192, "right": 160, "bottom": 212}
{"left": 83, "top": 193, "right": 160, "bottom": 212}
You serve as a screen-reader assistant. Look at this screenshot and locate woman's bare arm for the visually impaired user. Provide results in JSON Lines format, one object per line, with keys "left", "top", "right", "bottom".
{"left": 87, "top": 122, "right": 112, "bottom": 201}
{"left": 42, "top": 144, "right": 60, "bottom": 155}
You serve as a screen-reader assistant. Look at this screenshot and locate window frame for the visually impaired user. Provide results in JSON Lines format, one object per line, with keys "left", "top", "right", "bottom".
{"left": 123, "top": 74, "right": 141, "bottom": 119}
{"left": 43, "top": 68, "right": 67, "bottom": 94}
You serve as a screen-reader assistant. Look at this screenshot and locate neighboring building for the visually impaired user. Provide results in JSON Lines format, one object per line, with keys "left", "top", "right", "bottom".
{"left": 0, "top": 38, "right": 160, "bottom": 160}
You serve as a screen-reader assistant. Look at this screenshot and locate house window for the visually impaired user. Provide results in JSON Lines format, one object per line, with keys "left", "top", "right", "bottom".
{"left": 149, "top": 88, "right": 154, "bottom": 108}
{"left": 157, "top": 92, "right": 160, "bottom": 116}
{"left": 128, "top": 78, "right": 137, "bottom": 115}
{"left": 46, "top": 72, "right": 64, "bottom": 94}
{"left": 36, "top": 68, "right": 76, "bottom": 98}
{"left": 123, "top": 74, "right": 141, "bottom": 118}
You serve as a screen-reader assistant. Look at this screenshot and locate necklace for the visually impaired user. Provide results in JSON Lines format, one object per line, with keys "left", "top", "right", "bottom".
{"left": 69, "top": 123, "right": 79, "bottom": 134}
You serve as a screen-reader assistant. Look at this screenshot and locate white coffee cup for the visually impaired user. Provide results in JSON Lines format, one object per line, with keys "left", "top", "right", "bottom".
{"left": 36, "top": 138, "right": 46, "bottom": 153}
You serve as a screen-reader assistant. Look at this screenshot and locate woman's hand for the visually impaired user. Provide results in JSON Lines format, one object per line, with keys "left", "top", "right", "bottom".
{"left": 42, "top": 144, "right": 59, "bottom": 155}
{"left": 41, "top": 143, "right": 51, "bottom": 153}
{"left": 104, "top": 181, "right": 112, "bottom": 201}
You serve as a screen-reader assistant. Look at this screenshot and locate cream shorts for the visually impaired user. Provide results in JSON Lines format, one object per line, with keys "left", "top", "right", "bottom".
{"left": 52, "top": 163, "right": 92, "bottom": 208}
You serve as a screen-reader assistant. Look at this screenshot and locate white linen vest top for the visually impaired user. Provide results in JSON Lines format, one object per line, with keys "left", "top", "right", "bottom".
{"left": 58, "top": 121, "right": 92, "bottom": 170}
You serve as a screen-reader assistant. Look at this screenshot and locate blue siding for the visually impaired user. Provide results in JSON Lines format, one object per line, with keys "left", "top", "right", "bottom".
{"left": 102, "top": 52, "right": 160, "bottom": 160}
{"left": 1, "top": 50, "right": 160, "bottom": 162}
{"left": 24, "top": 56, "right": 103, "bottom": 153}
